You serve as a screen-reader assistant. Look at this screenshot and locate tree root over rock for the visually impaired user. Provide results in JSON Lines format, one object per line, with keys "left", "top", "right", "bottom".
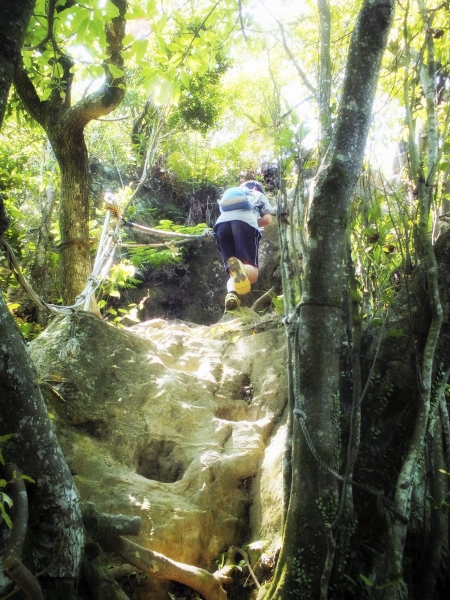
{"left": 82, "top": 503, "right": 229, "bottom": 600}
{"left": 104, "top": 537, "right": 228, "bottom": 600}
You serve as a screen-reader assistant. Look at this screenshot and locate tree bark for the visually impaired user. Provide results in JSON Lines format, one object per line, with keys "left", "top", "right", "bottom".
{"left": 1, "top": 194, "right": 83, "bottom": 587}
{"left": 0, "top": 290, "right": 84, "bottom": 588}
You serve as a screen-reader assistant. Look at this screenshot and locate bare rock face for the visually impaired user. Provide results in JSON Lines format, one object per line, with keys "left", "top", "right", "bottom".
{"left": 29, "top": 311, "right": 287, "bottom": 573}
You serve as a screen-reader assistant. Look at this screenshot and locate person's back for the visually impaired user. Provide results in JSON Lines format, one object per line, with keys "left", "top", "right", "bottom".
{"left": 213, "top": 180, "right": 275, "bottom": 311}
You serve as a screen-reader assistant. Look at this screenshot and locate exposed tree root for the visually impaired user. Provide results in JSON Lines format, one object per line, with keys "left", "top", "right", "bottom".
{"left": 82, "top": 502, "right": 141, "bottom": 538}
{"left": 215, "top": 546, "right": 261, "bottom": 590}
{"left": 250, "top": 286, "right": 276, "bottom": 313}
{"left": 80, "top": 554, "right": 131, "bottom": 600}
{"left": 2, "top": 464, "right": 44, "bottom": 600}
{"left": 104, "top": 537, "right": 228, "bottom": 600}
{"left": 82, "top": 503, "right": 228, "bottom": 600}
{"left": 108, "top": 563, "right": 138, "bottom": 580}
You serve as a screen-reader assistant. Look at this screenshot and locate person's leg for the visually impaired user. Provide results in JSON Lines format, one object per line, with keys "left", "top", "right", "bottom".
{"left": 229, "top": 221, "right": 261, "bottom": 292}
{"left": 214, "top": 222, "right": 235, "bottom": 266}
{"left": 227, "top": 257, "right": 251, "bottom": 295}
{"left": 226, "top": 264, "right": 258, "bottom": 291}
{"left": 244, "top": 264, "right": 259, "bottom": 284}
{"left": 215, "top": 221, "right": 261, "bottom": 306}
{"left": 214, "top": 222, "right": 242, "bottom": 307}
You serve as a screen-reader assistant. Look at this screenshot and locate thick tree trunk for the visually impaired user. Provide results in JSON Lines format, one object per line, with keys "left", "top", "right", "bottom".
{"left": 264, "top": 1, "right": 395, "bottom": 598}
{"left": 0, "top": 290, "right": 83, "bottom": 592}
{"left": 0, "top": 7, "right": 83, "bottom": 598}
{"left": 49, "top": 128, "right": 92, "bottom": 304}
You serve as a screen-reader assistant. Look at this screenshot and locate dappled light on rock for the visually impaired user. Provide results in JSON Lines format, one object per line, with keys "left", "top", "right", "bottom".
{"left": 29, "top": 311, "right": 287, "bottom": 585}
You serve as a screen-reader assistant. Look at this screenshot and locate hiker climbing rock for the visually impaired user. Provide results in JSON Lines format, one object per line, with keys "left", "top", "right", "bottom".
{"left": 213, "top": 180, "right": 276, "bottom": 311}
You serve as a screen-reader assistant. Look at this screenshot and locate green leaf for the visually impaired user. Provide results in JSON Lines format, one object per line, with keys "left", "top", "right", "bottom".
{"left": 108, "top": 64, "right": 124, "bottom": 79}
{"left": 75, "top": 18, "right": 89, "bottom": 44}
{"left": 125, "top": 5, "right": 146, "bottom": 19}
{"left": 0, "top": 434, "right": 14, "bottom": 444}
{"left": 154, "top": 78, "right": 179, "bottom": 105}
{"left": 104, "top": 1, "right": 120, "bottom": 18}
{"left": 70, "top": 6, "right": 89, "bottom": 31}
{"left": 122, "top": 33, "right": 134, "bottom": 46}
{"left": 109, "top": 290, "right": 121, "bottom": 298}
{"left": 133, "top": 39, "right": 149, "bottom": 64}
{"left": 145, "top": 0, "right": 158, "bottom": 18}
{"left": 23, "top": 53, "right": 32, "bottom": 69}
{"left": 1, "top": 492, "right": 13, "bottom": 508}
{"left": 153, "top": 14, "right": 168, "bottom": 34}
{"left": 387, "top": 327, "right": 405, "bottom": 338}
{"left": 155, "top": 34, "right": 166, "bottom": 53}
{"left": 179, "top": 70, "right": 190, "bottom": 87}
{"left": 21, "top": 475, "right": 36, "bottom": 483}
{"left": 359, "top": 574, "right": 373, "bottom": 587}
{"left": 54, "top": 62, "right": 64, "bottom": 78}
{"left": 169, "top": 53, "right": 183, "bottom": 68}
{"left": 350, "top": 289, "right": 362, "bottom": 302}
{"left": 371, "top": 317, "right": 383, "bottom": 325}
{"left": 0, "top": 502, "right": 12, "bottom": 529}
{"left": 88, "top": 18, "right": 103, "bottom": 41}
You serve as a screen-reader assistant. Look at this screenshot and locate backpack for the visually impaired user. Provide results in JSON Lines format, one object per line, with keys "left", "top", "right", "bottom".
{"left": 218, "top": 187, "right": 253, "bottom": 211}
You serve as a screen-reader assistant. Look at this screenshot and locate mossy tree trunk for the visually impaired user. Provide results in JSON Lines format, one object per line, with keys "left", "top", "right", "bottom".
{"left": 264, "top": 0, "right": 395, "bottom": 598}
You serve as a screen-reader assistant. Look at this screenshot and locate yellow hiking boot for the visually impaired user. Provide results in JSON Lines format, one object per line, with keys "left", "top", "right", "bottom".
{"left": 225, "top": 292, "right": 240, "bottom": 311}
{"left": 227, "top": 257, "right": 251, "bottom": 295}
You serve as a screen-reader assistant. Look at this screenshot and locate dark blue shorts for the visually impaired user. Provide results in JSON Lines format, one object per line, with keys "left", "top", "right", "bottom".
{"left": 213, "top": 220, "right": 262, "bottom": 270}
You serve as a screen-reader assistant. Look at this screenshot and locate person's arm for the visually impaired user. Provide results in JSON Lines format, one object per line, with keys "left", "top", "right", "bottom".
{"left": 258, "top": 213, "right": 273, "bottom": 228}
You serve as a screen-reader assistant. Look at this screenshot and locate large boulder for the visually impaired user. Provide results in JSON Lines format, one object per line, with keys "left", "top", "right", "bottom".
{"left": 29, "top": 311, "right": 287, "bottom": 578}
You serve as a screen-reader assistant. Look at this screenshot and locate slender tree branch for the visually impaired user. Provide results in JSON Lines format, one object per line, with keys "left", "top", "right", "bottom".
{"left": 24, "top": 0, "right": 58, "bottom": 51}
{"left": 271, "top": 15, "right": 317, "bottom": 96}
{"left": 237, "top": 0, "right": 247, "bottom": 41}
